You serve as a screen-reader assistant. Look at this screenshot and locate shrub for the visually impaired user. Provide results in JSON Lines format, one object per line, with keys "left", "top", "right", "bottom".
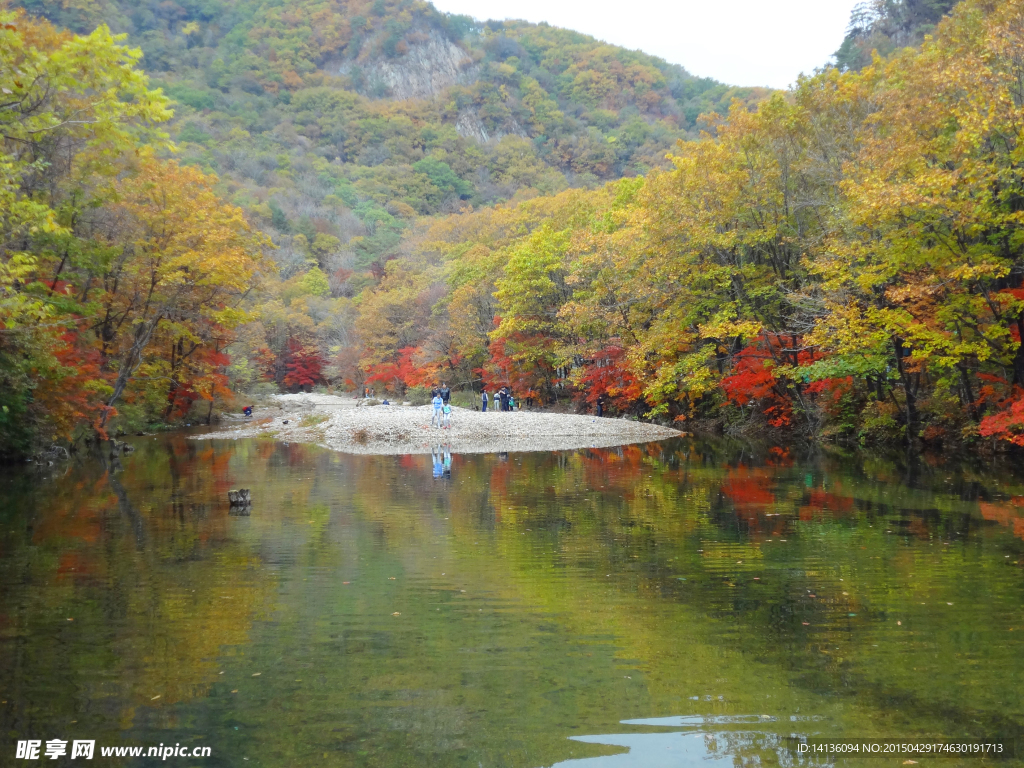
{"left": 405, "top": 386, "right": 432, "bottom": 405}
{"left": 449, "top": 391, "right": 477, "bottom": 409}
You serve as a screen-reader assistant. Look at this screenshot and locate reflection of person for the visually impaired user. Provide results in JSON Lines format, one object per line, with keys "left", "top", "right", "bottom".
{"left": 432, "top": 445, "right": 453, "bottom": 479}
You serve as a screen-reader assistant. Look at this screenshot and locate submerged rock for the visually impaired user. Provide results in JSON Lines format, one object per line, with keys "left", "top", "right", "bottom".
{"left": 228, "top": 489, "right": 251, "bottom": 506}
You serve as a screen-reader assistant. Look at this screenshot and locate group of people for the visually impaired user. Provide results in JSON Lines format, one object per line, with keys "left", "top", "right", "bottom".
{"left": 429, "top": 382, "right": 523, "bottom": 428}
{"left": 430, "top": 382, "right": 453, "bottom": 428}
{"left": 481, "top": 386, "right": 516, "bottom": 412}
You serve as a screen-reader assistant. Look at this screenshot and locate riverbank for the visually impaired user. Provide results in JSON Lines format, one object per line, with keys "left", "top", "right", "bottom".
{"left": 193, "top": 394, "right": 681, "bottom": 454}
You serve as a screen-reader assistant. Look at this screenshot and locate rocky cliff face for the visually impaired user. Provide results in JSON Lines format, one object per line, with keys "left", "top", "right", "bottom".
{"left": 339, "top": 30, "right": 477, "bottom": 101}
{"left": 454, "top": 109, "right": 529, "bottom": 143}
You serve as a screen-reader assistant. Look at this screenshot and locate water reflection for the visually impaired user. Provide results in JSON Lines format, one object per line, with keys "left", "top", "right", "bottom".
{"left": 0, "top": 435, "right": 1022, "bottom": 767}
{"left": 431, "top": 444, "right": 453, "bottom": 480}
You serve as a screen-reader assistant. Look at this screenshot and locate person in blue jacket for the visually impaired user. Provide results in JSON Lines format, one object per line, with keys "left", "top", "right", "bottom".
{"left": 431, "top": 393, "right": 444, "bottom": 427}
{"left": 481, "top": 389, "right": 489, "bottom": 412}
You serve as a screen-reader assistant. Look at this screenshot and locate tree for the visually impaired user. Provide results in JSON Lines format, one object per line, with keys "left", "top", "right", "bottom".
{"left": 93, "top": 158, "right": 269, "bottom": 430}
{"left": 0, "top": 9, "right": 171, "bottom": 450}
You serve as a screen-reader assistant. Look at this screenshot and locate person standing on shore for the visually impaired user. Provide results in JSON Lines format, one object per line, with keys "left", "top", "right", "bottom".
{"left": 431, "top": 392, "right": 443, "bottom": 427}
{"left": 442, "top": 402, "right": 452, "bottom": 428}
{"left": 481, "top": 389, "right": 489, "bottom": 412}
{"left": 440, "top": 382, "right": 451, "bottom": 405}
{"left": 596, "top": 394, "right": 605, "bottom": 418}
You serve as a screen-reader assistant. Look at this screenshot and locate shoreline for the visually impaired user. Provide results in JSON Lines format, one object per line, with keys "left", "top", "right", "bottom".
{"left": 193, "top": 394, "right": 682, "bottom": 455}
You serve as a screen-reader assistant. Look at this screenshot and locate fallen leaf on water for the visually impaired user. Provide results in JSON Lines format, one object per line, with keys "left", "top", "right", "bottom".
{"left": 67, "top": 618, "right": 74, "bottom": 622}
{"left": 947, "top": 602, "right": 953, "bottom": 605}
{"left": 342, "top": 581, "right": 350, "bottom": 584}
{"left": 802, "top": 622, "right": 810, "bottom": 625}
{"left": 252, "top": 673, "right": 261, "bottom": 677}
{"left": 903, "top": 761, "right": 918, "bottom": 765}
{"left": 150, "top": 695, "right": 161, "bottom": 700}
{"left": 388, "top": 577, "right": 396, "bottom": 580}
{"left": 392, "top": 612, "right": 401, "bottom": 616}
{"left": 231, "top": 690, "right": 238, "bottom": 693}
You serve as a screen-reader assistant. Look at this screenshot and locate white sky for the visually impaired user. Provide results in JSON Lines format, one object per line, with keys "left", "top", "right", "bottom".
{"left": 429, "top": 0, "right": 861, "bottom": 89}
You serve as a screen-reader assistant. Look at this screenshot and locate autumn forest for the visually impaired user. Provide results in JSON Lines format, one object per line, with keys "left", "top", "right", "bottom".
{"left": 5, "top": 0, "right": 1024, "bottom": 458}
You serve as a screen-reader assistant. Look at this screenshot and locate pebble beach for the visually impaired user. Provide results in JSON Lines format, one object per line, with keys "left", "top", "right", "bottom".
{"left": 193, "top": 393, "right": 681, "bottom": 455}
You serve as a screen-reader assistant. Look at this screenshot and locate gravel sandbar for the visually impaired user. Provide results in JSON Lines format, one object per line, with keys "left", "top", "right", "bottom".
{"left": 194, "top": 394, "right": 681, "bottom": 455}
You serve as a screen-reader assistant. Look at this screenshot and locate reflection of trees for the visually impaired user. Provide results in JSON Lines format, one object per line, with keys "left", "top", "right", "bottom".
{"left": 106, "top": 469, "right": 147, "bottom": 549}
{"left": 0, "top": 438, "right": 278, "bottom": 743}
{"left": 3, "top": 435, "right": 1024, "bottom": 765}
{"left": 342, "top": 439, "right": 1024, "bottom": 751}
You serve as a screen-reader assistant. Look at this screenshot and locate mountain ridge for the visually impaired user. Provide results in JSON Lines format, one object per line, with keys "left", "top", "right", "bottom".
{"left": 16, "top": 0, "right": 770, "bottom": 291}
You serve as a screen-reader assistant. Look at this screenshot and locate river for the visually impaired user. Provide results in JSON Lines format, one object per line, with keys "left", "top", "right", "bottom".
{"left": 1, "top": 433, "right": 1022, "bottom": 766}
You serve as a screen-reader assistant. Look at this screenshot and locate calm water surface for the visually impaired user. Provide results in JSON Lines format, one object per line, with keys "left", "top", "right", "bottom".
{"left": 2, "top": 434, "right": 1023, "bottom": 767}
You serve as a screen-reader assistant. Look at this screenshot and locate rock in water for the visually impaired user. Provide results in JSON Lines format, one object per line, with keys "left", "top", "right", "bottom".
{"left": 228, "top": 489, "right": 251, "bottom": 506}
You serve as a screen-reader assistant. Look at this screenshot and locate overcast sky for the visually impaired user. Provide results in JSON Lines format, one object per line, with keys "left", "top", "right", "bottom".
{"left": 429, "top": 0, "right": 861, "bottom": 89}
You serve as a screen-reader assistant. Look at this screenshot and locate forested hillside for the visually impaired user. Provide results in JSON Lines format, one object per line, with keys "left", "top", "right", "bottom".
{"left": 5, "top": 0, "right": 1024, "bottom": 456}
{"left": 22, "top": 0, "right": 766, "bottom": 280}
{"left": 0, "top": 0, "right": 767, "bottom": 457}
{"left": 834, "top": 0, "right": 959, "bottom": 70}
{"left": 350, "top": 0, "right": 1024, "bottom": 449}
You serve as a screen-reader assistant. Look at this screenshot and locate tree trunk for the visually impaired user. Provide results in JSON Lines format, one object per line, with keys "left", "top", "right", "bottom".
{"left": 958, "top": 365, "right": 979, "bottom": 421}
{"left": 97, "top": 317, "right": 161, "bottom": 434}
{"left": 892, "top": 337, "right": 918, "bottom": 438}
{"left": 1013, "top": 316, "right": 1024, "bottom": 387}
